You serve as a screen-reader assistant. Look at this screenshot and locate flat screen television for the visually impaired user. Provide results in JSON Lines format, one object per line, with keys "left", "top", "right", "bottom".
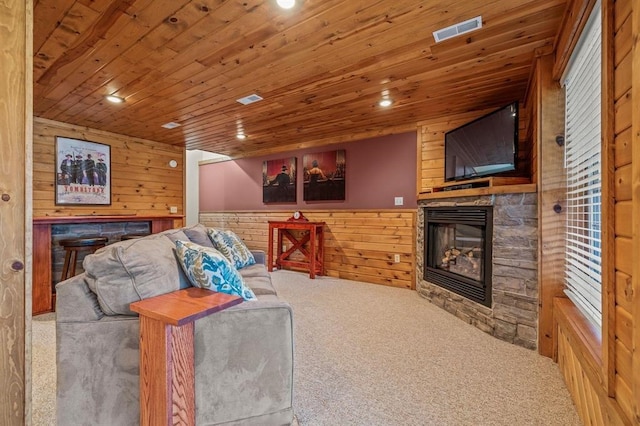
{"left": 444, "top": 102, "right": 518, "bottom": 182}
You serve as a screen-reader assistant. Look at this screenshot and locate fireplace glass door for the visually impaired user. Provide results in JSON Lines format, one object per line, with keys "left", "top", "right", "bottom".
{"left": 424, "top": 206, "right": 492, "bottom": 307}
{"left": 431, "top": 223, "right": 483, "bottom": 282}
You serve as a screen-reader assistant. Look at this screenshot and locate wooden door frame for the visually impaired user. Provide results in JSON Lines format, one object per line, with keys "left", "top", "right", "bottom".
{"left": 0, "top": 0, "right": 32, "bottom": 424}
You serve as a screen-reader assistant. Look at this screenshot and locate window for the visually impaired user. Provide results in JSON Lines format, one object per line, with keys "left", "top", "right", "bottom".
{"left": 562, "top": 2, "right": 602, "bottom": 327}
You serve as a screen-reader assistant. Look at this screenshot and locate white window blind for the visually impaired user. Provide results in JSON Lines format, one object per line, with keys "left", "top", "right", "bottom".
{"left": 562, "top": 2, "right": 602, "bottom": 328}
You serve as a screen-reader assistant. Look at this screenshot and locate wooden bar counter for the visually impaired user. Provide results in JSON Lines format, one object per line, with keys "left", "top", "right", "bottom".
{"left": 33, "top": 215, "right": 181, "bottom": 315}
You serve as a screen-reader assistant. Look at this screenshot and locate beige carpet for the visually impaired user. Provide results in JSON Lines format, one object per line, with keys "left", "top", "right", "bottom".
{"left": 32, "top": 271, "right": 581, "bottom": 425}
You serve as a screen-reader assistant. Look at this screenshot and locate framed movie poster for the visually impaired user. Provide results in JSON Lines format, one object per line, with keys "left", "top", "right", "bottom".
{"left": 55, "top": 136, "right": 111, "bottom": 205}
{"left": 263, "top": 157, "right": 296, "bottom": 203}
{"left": 303, "top": 150, "right": 346, "bottom": 201}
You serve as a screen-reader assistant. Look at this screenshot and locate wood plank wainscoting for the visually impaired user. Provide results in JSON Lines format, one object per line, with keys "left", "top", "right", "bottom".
{"left": 200, "top": 210, "right": 416, "bottom": 290}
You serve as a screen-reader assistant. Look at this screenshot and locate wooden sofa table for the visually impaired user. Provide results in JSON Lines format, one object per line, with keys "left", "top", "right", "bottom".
{"left": 130, "top": 288, "right": 243, "bottom": 426}
{"left": 268, "top": 213, "right": 325, "bottom": 278}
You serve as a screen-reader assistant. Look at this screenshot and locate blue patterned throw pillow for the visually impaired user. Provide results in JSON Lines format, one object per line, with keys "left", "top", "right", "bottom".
{"left": 174, "top": 240, "right": 256, "bottom": 301}
{"left": 207, "top": 228, "right": 256, "bottom": 269}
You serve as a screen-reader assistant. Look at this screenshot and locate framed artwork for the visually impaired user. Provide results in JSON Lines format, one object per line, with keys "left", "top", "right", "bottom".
{"left": 263, "top": 157, "right": 297, "bottom": 203}
{"left": 303, "top": 150, "right": 346, "bottom": 201}
{"left": 55, "top": 136, "right": 111, "bottom": 205}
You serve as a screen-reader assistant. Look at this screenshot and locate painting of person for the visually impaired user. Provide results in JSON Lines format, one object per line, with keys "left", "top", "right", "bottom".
{"left": 73, "top": 154, "right": 83, "bottom": 184}
{"left": 96, "top": 157, "right": 108, "bottom": 186}
{"left": 307, "top": 160, "right": 326, "bottom": 186}
{"left": 55, "top": 136, "right": 111, "bottom": 205}
{"left": 263, "top": 157, "right": 296, "bottom": 203}
{"left": 59, "top": 154, "right": 73, "bottom": 185}
{"left": 82, "top": 153, "right": 97, "bottom": 186}
{"left": 303, "top": 150, "right": 346, "bottom": 201}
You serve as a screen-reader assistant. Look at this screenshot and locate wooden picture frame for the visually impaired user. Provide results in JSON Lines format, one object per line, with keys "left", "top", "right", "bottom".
{"left": 55, "top": 136, "right": 111, "bottom": 205}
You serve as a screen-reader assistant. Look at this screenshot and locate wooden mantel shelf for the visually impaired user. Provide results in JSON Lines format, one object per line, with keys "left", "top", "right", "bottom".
{"left": 418, "top": 177, "right": 536, "bottom": 200}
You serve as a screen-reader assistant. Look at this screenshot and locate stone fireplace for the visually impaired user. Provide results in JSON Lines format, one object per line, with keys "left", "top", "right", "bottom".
{"left": 417, "top": 192, "right": 538, "bottom": 349}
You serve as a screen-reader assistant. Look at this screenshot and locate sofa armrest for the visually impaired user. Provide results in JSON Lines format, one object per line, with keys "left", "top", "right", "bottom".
{"left": 56, "top": 273, "right": 105, "bottom": 322}
{"left": 251, "top": 250, "right": 266, "bottom": 266}
{"left": 193, "top": 298, "right": 293, "bottom": 424}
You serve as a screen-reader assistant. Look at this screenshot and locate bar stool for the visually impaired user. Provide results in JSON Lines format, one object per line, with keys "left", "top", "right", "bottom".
{"left": 59, "top": 237, "right": 108, "bottom": 281}
{"left": 121, "top": 233, "right": 149, "bottom": 241}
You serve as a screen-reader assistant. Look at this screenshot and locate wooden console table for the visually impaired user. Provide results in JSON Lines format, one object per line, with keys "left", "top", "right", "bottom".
{"left": 130, "top": 288, "right": 243, "bottom": 426}
{"left": 33, "top": 215, "right": 181, "bottom": 315}
{"left": 268, "top": 219, "right": 325, "bottom": 279}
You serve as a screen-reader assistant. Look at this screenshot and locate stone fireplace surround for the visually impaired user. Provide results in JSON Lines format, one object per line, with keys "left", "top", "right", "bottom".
{"left": 417, "top": 192, "right": 538, "bottom": 349}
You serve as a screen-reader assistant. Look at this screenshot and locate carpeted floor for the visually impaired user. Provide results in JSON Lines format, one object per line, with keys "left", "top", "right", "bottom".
{"left": 32, "top": 270, "right": 581, "bottom": 425}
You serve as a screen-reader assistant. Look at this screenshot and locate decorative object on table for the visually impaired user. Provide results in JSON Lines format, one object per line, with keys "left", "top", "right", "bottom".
{"left": 263, "top": 157, "right": 296, "bottom": 203}
{"left": 303, "top": 149, "right": 346, "bottom": 201}
{"left": 288, "top": 211, "right": 308, "bottom": 221}
{"left": 55, "top": 136, "right": 111, "bottom": 205}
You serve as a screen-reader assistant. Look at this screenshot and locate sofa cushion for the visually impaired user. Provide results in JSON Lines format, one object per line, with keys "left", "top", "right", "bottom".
{"left": 243, "top": 274, "right": 277, "bottom": 296}
{"left": 182, "top": 223, "right": 215, "bottom": 248}
{"left": 207, "top": 229, "right": 256, "bottom": 269}
{"left": 83, "top": 234, "right": 189, "bottom": 316}
{"left": 175, "top": 240, "right": 257, "bottom": 301}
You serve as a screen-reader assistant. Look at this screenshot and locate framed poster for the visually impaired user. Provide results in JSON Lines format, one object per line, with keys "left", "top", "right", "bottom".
{"left": 263, "top": 157, "right": 296, "bottom": 203}
{"left": 303, "top": 150, "right": 346, "bottom": 201}
{"left": 55, "top": 136, "right": 111, "bottom": 205}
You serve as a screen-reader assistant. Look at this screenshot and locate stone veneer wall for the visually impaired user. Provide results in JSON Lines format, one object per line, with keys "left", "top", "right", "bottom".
{"left": 417, "top": 193, "right": 538, "bottom": 349}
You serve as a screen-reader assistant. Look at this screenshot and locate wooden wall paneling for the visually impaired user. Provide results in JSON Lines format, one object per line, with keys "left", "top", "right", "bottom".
{"left": 0, "top": 0, "right": 31, "bottom": 424}
{"left": 630, "top": 0, "right": 640, "bottom": 420}
{"left": 535, "top": 54, "right": 567, "bottom": 358}
{"left": 601, "top": 0, "right": 616, "bottom": 398}
{"left": 557, "top": 325, "right": 606, "bottom": 425}
{"left": 614, "top": 0, "right": 635, "bottom": 418}
{"left": 33, "top": 117, "right": 184, "bottom": 221}
{"left": 199, "top": 210, "right": 416, "bottom": 290}
{"left": 555, "top": 299, "right": 630, "bottom": 426}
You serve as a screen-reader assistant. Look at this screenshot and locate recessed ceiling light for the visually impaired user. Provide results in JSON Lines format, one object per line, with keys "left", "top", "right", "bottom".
{"left": 237, "top": 133, "right": 247, "bottom": 140}
{"left": 276, "top": 0, "right": 295, "bottom": 9}
{"left": 379, "top": 99, "right": 393, "bottom": 107}
{"left": 161, "top": 122, "right": 181, "bottom": 129}
{"left": 105, "top": 95, "right": 124, "bottom": 104}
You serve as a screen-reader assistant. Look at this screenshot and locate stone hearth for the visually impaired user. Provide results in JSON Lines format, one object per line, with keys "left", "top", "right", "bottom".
{"left": 417, "top": 193, "right": 538, "bottom": 349}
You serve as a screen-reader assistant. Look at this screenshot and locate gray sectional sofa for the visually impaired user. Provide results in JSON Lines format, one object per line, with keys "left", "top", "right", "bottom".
{"left": 55, "top": 224, "right": 294, "bottom": 426}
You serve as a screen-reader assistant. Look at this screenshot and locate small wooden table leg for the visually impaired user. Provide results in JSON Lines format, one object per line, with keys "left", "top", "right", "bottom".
{"left": 139, "top": 317, "right": 195, "bottom": 425}
{"left": 309, "top": 228, "right": 317, "bottom": 279}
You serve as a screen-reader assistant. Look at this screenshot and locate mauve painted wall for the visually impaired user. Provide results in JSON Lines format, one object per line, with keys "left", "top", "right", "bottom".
{"left": 199, "top": 132, "right": 417, "bottom": 211}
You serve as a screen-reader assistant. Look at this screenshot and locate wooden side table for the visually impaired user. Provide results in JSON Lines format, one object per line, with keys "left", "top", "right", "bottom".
{"left": 268, "top": 216, "right": 325, "bottom": 279}
{"left": 130, "top": 288, "right": 243, "bottom": 426}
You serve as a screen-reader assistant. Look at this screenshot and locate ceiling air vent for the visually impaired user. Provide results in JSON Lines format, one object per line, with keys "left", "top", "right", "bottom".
{"left": 433, "top": 16, "right": 482, "bottom": 43}
{"left": 236, "top": 94, "right": 264, "bottom": 105}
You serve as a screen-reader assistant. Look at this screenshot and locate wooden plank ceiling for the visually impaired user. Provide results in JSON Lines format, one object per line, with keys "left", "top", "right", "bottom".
{"left": 33, "top": 0, "right": 567, "bottom": 157}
